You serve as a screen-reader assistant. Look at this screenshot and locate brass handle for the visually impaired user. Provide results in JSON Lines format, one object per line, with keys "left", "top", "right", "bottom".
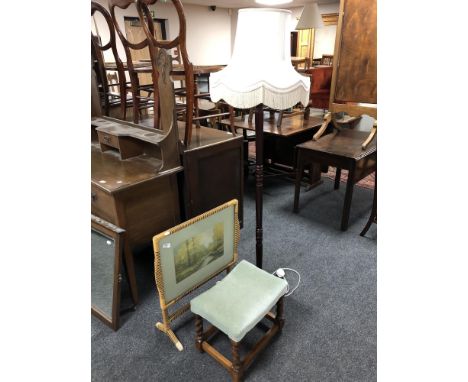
{"left": 103, "top": 135, "right": 111, "bottom": 144}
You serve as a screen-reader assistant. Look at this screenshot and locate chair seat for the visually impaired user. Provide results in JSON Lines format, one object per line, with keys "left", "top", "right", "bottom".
{"left": 190, "top": 260, "right": 287, "bottom": 342}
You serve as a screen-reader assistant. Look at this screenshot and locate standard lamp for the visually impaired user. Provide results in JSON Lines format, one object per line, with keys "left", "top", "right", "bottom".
{"left": 210, "top": 8, "right": 310, "bottom": 268}
{"left": 295, "top": 2, "right": 324, "bottom": 64}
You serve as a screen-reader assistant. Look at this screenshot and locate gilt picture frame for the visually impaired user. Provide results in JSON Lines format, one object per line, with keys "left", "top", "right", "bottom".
{"left": 152, "top": 200, "right": 240, "bottom": 350}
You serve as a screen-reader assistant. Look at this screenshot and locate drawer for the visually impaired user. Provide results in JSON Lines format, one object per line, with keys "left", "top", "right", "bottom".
{"left": 97, "top": 131, "right": 120, "bottom": 150}
{"left": 91, "top": 184, "right": 117, "bottom": 225}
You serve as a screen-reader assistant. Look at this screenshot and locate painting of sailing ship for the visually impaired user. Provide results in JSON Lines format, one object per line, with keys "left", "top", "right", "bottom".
{"left": 173, "top": 222, "right": 224, "bottom": 283}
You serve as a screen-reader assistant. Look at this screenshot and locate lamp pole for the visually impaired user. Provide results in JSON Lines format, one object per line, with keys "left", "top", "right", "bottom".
{"left": 254, "top": 104, "right": 264, "bottom": 268}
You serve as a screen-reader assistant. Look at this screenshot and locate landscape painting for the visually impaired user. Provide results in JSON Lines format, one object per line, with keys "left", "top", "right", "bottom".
{"left": 173, "top": 222, "right": 224, "bottom": 283}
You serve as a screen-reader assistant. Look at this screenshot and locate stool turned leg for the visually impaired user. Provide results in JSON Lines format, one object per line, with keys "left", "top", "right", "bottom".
{"left": 276, "top": 297, "right": 285, "bottom": 331}
{"left": 334, "top": 168, "right": 341, "bottom": 190}
{"left": 195, "top": 315, "right": 204, "bottom": 353}
{"left": 230, "top": 339, "right": 242, "bottom": 382}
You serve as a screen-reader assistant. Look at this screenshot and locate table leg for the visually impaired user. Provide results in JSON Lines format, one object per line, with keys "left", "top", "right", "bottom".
{"left": 360, "top": 170, "right": 377, "bottom": 236}
{"left": 293, "top": 149, "right": 304, "bottom": 213}
{"left": 334, "top": 168, "right": 341, "bottom": 190}
{"left": 341, "top": 166, "right": 355, "bottom": 231}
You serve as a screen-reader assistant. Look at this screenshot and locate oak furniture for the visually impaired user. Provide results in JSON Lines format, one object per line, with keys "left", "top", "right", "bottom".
{"left": 293, "top": 0, "right": 377, "bottom": 231}
{"left": 91, "top": 2, "right": 131, "bottom": 119}
{"left": 221, "top": 113, "right": 323, "bottom": 185}
{"left": 320, "top": 54, "right": 334, "bottom": 66}
{"left": 293, "top": 126, "right": 376, "bottom": 230}
{"left": 137, "top": 115, "right": 244, "bottom": 226}
{"left": 91, "top": 49, "right": 183, "bottom": 302}
{"left": 306, "top": 65, "right": 333, "bottom": 110}
{"left": 191, "top": 260, "right": 287, "bottom": 382}
{"left": 109, "top": 0, "right": 155, "bottom": 125}
{"left": 130, "top": 0, "right": 233, "bottom": 144}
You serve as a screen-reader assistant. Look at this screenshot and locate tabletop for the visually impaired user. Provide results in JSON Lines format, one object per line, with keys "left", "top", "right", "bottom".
{"left": 104, "top": 61, "right": 224, "bottom": 75}
{"left": 220, "top": 112, "right": 323, "bottom": 137}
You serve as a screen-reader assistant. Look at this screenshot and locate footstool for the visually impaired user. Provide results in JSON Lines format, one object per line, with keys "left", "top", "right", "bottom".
{"left": 190, "top": 260, "right": 288, "bottom": 381}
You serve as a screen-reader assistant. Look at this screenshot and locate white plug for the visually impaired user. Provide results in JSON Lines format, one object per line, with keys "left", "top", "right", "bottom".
{"left": 275, "top": 268, "right": 285, "bottom": 278}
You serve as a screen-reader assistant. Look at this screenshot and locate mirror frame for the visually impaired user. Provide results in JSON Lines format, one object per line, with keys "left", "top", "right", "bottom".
{"left": 91, "top": 215, "right": 125, "bottom": 331}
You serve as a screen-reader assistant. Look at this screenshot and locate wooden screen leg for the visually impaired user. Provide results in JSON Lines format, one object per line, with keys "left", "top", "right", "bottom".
{"left": 195, "top": 314, "right": 204, "bottom": 353}
{"left": 231, "top": 339, "right": 242, "bottom": 382}
{"left": 334, "top": 168, "right": 342, "bottom": 190}
{"left": 341, "top": 167, "right": 355, "bottom": 231}
{"left": 254, "top": 104, "right": 264, "bottom": 269}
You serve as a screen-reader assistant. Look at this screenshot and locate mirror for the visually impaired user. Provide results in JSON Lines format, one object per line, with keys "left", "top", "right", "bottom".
{"left": 91, "top": 215, "right": 125, "bottom": 330}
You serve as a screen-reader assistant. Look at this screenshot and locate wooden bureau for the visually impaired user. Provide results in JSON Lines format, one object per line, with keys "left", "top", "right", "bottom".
{"left": 91, "top": 116, "right": 183, "bottom": 303}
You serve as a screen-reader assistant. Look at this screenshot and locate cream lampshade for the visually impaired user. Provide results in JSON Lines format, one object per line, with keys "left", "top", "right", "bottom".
{"left": 210, "top": 8, "right": 310, "bottom": 109}
{"left": 209, "top": 8, "right": 310, "bottom": 268}
{"left": 295, "top": 2, "right": 324, "bottom": 30}
{"left": 295, "top": 3, "right": 323, "bottom": 62}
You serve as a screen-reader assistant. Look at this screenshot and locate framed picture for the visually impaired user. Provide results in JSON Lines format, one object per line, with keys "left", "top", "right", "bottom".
{"left": 91, "top": 215, "right": 125, "bottom": 331}
{"left": 152, "top": 199, "right": 240, "bottom": 350}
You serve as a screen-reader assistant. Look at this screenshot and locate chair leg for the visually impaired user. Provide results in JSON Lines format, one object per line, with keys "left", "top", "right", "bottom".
{"left": 360, "top": 171, "right": 377, "bottom": 236}
{"left": 195, "top": 314, "right": 204, "bottom": 353}
{"left": 341, "top": 168, "right": 355, "bottom": 231}
{"left": 231, "top": 339, "right": 242, "bottom": 382}
{"left": 334, "top": 168, "right": 341, "bottom": 190}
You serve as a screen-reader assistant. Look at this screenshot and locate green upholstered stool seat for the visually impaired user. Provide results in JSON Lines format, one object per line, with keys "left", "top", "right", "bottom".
{"left": 190, "top": 260, "right": 288, "bottom": 342}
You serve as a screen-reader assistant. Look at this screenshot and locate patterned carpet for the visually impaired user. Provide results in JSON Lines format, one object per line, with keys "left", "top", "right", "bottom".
{"left": 324, "top": 167, "right": 375, "bottom": 190}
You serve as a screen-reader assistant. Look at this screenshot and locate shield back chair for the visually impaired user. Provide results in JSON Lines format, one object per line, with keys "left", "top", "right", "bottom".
{"left": 293, "top": 0, "right": 377, "bottom": 231}
{"left": 91, "top": 1, "right": 131, "bottom": 119}
{"left": 108, "top": 0, "right": 156, "bottom": 125}
{"left": 135, "top": 0, "right": 235, "bottom": 143}
{"left": 320, "top": 54, "right": 334, "bottom": 66}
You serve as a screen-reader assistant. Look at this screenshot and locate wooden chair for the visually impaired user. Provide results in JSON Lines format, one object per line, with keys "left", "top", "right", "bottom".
{"left": 108, "top": 0, "right": 155, "bottom": 125}
{"left": 305, "top": 66, "right": 333, "bottom": 111}
{"left": 191, "top": 260, "right": 287, "bottom": 382}
{"left": 320, "top": 54, "right": 334, "bottom": 66}
{"left": 293, "top": 0, "right": 377, "bottom": 231}
{"left": 91, "top": 1, "right": 131, "bottom": 119}
{"left": 134, "top": 0, "right": 235, "bottom": 139}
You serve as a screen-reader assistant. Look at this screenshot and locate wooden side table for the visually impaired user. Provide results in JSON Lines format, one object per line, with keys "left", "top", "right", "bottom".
{"left": 293, "top": 129, "right": 376, "bottom": 231}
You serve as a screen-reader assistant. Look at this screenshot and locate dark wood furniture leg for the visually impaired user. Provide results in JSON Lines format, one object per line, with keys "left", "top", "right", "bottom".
{"left": 341, "top": 165, "right": 355, "bottom": 231}
{"left": 231, "top": 340, "right": 242, "bottom": 382}
{"left": 293, "top": 149, "right": 304, "bottom": 213}
{"left": 360, "top": 171, "right": 377, "bottom": 236}
{"left": 195, "top": 314, "right": 204, "bottom": 352}
{"left": 276, "top": 297, "right": 285, "bottom": 330}
{"left": 124, "top": 242, "right": 139, "bottom": 305}
{"left": 254, "top": 104, "right": 264, "bottom": 268}
{"left": 334, "top": 167, "right": 341, "bottom": 190}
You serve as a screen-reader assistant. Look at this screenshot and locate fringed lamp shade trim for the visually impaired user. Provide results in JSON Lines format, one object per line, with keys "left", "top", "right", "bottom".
{"left": 210, "top": 80, "right": 309, "bottom": 110}
{"left": 209, "top": 8, "right": 310, "bottom": 110}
